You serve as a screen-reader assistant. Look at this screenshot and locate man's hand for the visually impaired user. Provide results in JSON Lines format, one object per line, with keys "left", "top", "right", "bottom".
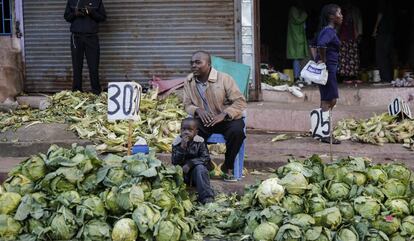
{"left": 206, "top": 113, "right": 227, "bottom": 127}
{"left": 180, "top": 135, "right": 191, "bottom": 149}
{"left": 182, "top": 164, "right": 190, "bottom": 174}
{"left": 195, "top": 108, "right": 214, "bottom": 126}
{"left": 75, "top": 8, "right": 85, "bottom": 16}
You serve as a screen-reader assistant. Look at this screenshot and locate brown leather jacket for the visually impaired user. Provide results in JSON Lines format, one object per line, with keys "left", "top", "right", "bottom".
{"left": 183, "top": 68, "right": 247, "bottom": 120}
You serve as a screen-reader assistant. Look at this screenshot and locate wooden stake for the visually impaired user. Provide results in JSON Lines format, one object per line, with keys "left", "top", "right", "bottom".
{"left": 127, "top": 119, "right": 133, "bottom": 155}
{"left": 329, "top": 109, "right": 333, "bottom": 162}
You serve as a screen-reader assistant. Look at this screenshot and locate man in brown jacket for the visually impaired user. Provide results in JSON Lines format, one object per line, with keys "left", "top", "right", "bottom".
{"left": 183, "top": 51, "right": 247, "bottom": 181}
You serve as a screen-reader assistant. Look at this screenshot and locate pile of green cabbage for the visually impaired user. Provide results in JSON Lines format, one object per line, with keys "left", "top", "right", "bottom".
{"left": 194, "top": 155, "right": 414, "bottom": 241}
{"left": 0, "top": 90, "right": 186, "bottom": 153}
{"left": 0, "top": 144, "right": 201, "bottom": 241}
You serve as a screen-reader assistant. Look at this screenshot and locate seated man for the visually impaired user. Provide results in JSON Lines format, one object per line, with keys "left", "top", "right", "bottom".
{"left": 172, "top": 117, "right": 214, "bottom": 204}
{"left": 183, "top": 50, "right": 247, "bottom": 181}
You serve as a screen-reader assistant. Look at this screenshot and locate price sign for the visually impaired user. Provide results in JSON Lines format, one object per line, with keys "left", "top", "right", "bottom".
{"left": 310, "top": 108, "right": 330, "bottom": 138}
{"left": 107, "top": 82, "right": 142, "bottom": 121}
{"left": 388, "top": 97, "right": 412, "bottom": 119}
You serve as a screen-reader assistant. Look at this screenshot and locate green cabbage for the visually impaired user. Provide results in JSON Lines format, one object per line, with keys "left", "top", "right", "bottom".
{"left": 385, "top": 199, "right": 410, "bottom": 217}
{"left": 0, "top": 214, "right": 21, "bottom": 240}
{"left": 112, "top": 218, "right": 138, "bottom": 241}
{"left": 156, "top": 220, "right": 181, "bottom": 241}
{"left": 304, "top": 226, "right": 332, "bottom": 241}
{"left": 381, "top": 179, "right": 407, "bottom": 199}
{"left": 50, "top": 207, "right": 78, "bottom": 240}
{"left": 0, "top": 192, "right": 21, "bottom": 215}
{"left": 336, "top": 225, "right": 359, "bottom": 241}
{"left": 367, "top": 166, "right": 388, "bottom": 184}
{"left": 282, "top": 195, "right": 304, "bottom": 214}
{"left": 132, "top": 203, "right": 161, "bottom": 234}
{"left": 82, "top": 219, "right": 111, "bottom": 241}
{"left": 253, "top": 222, "right": 279, "bottom": 241}
{"left": 338, "top": 202, "right": 354, "bottom": 221}
{"left": 372, "top": 215, "right": 401, "bottom": 235}
{"left": 255, "top": 178, "right": 285, "bottom": 207}
{"left": 400, "top": 216, "right": 414, "bottom": 236}
{"left": 280, "top": 172, "right": 308, "bottom": 195}
{"left": 306, "top": 194, "right": 327, "bottom": 214}
{"left": 323, "top": 181, "right": 350, "bottom": 201}
{"left": 354, "top": 196, "right": 381, "bottom": 219}
{"left": 314, "top": 207, "right": 342, "bottom": 230}
{"left": 275, "top": 224, "right": 302, "bottom": 241}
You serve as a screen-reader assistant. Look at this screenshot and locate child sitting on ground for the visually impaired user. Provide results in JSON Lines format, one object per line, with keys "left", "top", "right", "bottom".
{"left": 172, "top": 117, "right": 215, "bottom": 204}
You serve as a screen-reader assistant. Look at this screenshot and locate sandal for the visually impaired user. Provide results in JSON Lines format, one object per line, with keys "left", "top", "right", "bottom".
{"left": 320, "top": 137, "right": 341, "bottom": 144}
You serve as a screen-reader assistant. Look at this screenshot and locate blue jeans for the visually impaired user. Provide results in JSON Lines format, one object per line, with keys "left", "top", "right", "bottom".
{"left": 184, "top": 165, "right": 214, "bottom": 203}
{"left": 293, "top": 59, "right": 301, "bottom": 80}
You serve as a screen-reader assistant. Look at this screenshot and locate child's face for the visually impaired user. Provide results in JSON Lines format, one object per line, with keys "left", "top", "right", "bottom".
{"left": 181, "top": 120, "right": 198, "bottom": 139}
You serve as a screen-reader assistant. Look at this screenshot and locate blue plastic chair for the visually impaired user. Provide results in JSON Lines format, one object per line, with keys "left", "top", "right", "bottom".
{"left": 209, "top": 56, "right": 250, "bottom": 180}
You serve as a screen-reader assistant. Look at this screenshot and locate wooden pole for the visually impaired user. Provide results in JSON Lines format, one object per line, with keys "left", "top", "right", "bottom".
{"left": 128, "top": 119, "right": 133, "bottom": 155}
{"left": 329, "top": 109, "right": 333, "bottom": 162}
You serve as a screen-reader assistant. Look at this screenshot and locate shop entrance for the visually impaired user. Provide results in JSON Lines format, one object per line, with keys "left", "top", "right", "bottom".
{"left": 257, "top": 0, "right": 414, "bottom": 86}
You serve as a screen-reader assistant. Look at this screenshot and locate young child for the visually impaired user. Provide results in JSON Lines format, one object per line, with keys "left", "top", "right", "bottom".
{"left": 172, "top": 117, "right": 215, "bottom": 204}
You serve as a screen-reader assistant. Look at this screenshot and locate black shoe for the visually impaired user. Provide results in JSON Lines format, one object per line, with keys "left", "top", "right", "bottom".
{"left": 320, "top": 137, "right": 341, "bottom": 144}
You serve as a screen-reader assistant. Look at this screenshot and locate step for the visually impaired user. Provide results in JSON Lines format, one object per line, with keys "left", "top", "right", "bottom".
{"left": 263, "top": 85, "right": 414, "bottom": 107}
{"left": 247, "top": 102, "right": 385, "bottom": 132}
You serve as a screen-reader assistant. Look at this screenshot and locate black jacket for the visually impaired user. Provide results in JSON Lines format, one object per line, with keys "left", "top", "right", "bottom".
{"left": 171, "top": 135, "right": 213, "bottom": 171}
{"left": 64, "top": 0, "right": 106, "bottom": 34}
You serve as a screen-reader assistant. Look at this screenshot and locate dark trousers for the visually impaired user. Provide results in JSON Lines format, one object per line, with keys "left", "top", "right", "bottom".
{"left": 185, "top": 165, "right": 214, "bottom": 203}
{"left": 376, "top": 34, "right": 394, "bottom": 82}
{"left": 196, "top": 118, "right": 245, "bottom": 171}
{"left": 71, "top": 33, "right": 101, "bottom": 94}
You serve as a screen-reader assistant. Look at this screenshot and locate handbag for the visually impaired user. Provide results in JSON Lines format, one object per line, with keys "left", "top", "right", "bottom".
{"left": 300, "top": 60, "right": 328, "bottom": 85}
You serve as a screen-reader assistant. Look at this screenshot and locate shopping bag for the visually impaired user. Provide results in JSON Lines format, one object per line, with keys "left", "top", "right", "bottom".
{"left": 300, "top": 60, "right": 328, "bottom": 85}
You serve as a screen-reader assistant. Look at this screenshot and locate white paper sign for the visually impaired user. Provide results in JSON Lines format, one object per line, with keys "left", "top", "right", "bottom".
{"left": 310, "top": 108, "right": 330, "bottom": 138}
{"left": 388, "top": 97, "right": 412, "bottom": 119}
{"left": 107, "top": 82, "right": 142, "bottom": 121}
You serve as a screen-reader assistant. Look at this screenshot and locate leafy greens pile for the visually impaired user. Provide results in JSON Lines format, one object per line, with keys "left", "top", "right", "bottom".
{"left": 0, "top": 144, "right": 200, "bottom": 241}
{"left": 334, "top": 113, "right": 414, "bottom": 151}
{"left": 0, "top": 90, "right": 186, "bottom": 153}
{"left": 193, "top": 155, "right": 414, "bottom": 241}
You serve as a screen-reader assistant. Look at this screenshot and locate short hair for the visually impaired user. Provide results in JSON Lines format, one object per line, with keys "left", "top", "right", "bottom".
{"left": 192, "top": 50, "right": 211, "bottom": 65}
{"left": 181, "top": 117, "right": 198, "bottom": 127}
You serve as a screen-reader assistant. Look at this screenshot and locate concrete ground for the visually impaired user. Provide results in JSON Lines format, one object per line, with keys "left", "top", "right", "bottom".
{"left": 0, "top": 123, "right": 412, "bottom": 194}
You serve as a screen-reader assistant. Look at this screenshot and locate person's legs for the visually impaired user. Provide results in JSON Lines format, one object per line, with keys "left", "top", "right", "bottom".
{"left": 376, "top": 34, "right": 393, "bottom": 82}
{"left": 218, "top": 119, "right": 245, "bottom": 172}
{"left": 190, "top": 165, "right": 214, "bottom": 204}
{"left": 85, "top": 35, "right": 101, "bottom": 94}
{"left": 293, "top": 59, "right": 301, "bottom": 80}
{"left": 71, "top": 34, "right": 85, "bottom": 92}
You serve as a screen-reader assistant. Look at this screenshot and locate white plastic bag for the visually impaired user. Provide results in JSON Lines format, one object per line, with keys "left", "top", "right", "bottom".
{"left": 300, "top": 60, "right": 328, "bottom": 85}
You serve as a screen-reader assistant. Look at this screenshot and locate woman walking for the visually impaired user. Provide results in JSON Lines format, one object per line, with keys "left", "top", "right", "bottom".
{"left": 315, "top": 4, "right": 343, "bottom": 144}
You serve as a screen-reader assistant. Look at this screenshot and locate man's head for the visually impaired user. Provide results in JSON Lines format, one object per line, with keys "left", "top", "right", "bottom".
{"left": 180, "top": 117, "right": 198, "bottom": 140}
{"left": 191, "top": 51, "right": 211, "bottom": 78}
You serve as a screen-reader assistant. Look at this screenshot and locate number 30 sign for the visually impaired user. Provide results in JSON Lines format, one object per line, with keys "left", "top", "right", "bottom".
{"left": 107, "top": 82, "right": 142, "bottom": 121}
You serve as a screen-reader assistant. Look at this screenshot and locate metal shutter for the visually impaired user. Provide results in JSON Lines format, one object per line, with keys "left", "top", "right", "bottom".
{"left": 23, "top": 0, "right": 237, "bottom": 92}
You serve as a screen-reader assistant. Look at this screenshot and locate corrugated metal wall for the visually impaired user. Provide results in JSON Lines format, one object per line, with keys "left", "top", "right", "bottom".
{"left": 23, "top": 0, "right": 237, "bottom": 92}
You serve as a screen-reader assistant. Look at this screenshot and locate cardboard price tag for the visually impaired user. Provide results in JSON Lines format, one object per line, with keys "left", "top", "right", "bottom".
{"left": 107, "top": 82, "right": 142, "bottom": 121}
{"left": 310, "top": 108, "right": 330, "bottom": 138}
{"left": 388, "top": 97, "right": 412, "bottom": 119}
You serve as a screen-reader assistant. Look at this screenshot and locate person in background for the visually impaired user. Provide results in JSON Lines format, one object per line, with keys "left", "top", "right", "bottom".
{"left": 286, "top": 0, "right": 308, "bottom": 82}
{"left": 64, "top": 0, "right": 106, "bottom": 95}
{"left": 172, "top": 118, "right": 215, "bottom": 205}
{"left": 372, "top": 0, "right": 395, "bottom": 82}
{"left": 183, "top": 51, "right": 247, "bottom": 182}
{"left": 338, "top": 0, "right": 363, "bottom": 84}
{"left": 315, "top": 4, "right": 343, "bottom": 144}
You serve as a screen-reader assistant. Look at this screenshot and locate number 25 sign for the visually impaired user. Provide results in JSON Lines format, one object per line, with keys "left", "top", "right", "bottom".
{"left": 107, "top": 82, "right": 142, "bottom": 121}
